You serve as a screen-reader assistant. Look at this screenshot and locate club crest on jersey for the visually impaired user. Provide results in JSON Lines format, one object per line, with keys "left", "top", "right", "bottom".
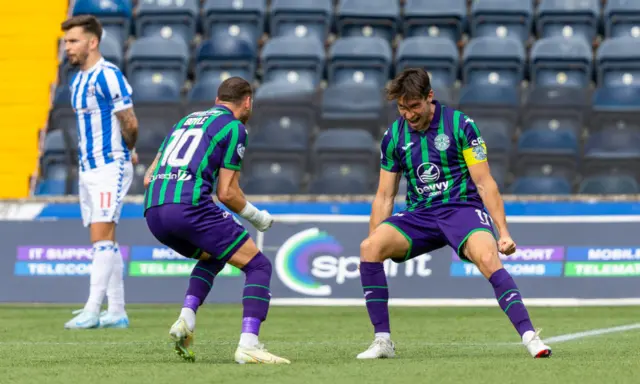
{"left": 416, "top": 162, "right": 440, "bottom": 183}
{"left": 237, "top": 144, "right": 245, "bottom": 159}
{"left": 473, "top": 145, "right": 487, "bottom": 161}
{"left": 434, "top": 134, "right": 450, "bottom": 151}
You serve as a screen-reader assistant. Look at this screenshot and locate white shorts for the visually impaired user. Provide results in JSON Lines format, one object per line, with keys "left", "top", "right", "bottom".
{"left": 79, "top": 158, "right": 133, "bottom": 227}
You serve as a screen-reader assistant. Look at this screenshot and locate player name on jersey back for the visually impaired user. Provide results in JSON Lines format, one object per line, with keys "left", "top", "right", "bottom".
{"left": 144, "top": 106, "right": 248, "bottom": 210}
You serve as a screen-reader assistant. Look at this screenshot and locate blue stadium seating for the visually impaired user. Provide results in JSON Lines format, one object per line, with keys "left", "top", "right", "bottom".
{"left": 135, "top": 0, "right": 199, "bottom": 45}
{"left": 328, "top": 36, "right": 392, "bottom": 87}
{"left": 261, "top": 36, "right": 325, "bottom": 87}
{"left": 336, "top": 0, "right": 400, "bottom": 42}
{"left": 530, "top": 37, "right": 593, "bottom": 87}
{"left": 536, "top": 0, "right": 600, "bottom": 43}
{"left": 126, "top": 36, "right": 190, "bottom": 91}
{"left": 195, "top": 38, "right": 256, "bottom": 83}
{"left": 403, "top": 0, "right": 466, "bottom": 42}
{"left": 320, "top": 83, "right": 384, "bottom": 133}
{"left": 188, "top": 78, "right": 223, "bottom": 103}
{"left": 244, "top": 160, "right": 305, "bottom": 189}
{"left": 517, "top": 128, "right": 579, "bottom": 158}
{"left": 312, "top": 129, "right": 377, "bottom": 178}
{"left": 100, "top": 32, "right": 124, "bottom": 70}
{"left": 269, "top": 0, "right": 333, "bottom": 41}
{"left": 596, "top": 37, "right": 640, "bottom": 87}
{"left": 458, "top": 84, "right": 520, "bottom": 107}
{"left": 471, "top": 116, "right": 513, "bottom": 156}
{"left": 203, "top": 0, "right": 266, "bottom": 46}
{"left": 242, "top": 174, "right": 301, "bottom": 194}
{"left": 522, "top": 87, "right": 589, "bottom": 131}
{"left": 462, "top": 37, "right": 526, "bottom": 86}
{"left": 35, "top": 163, "right": 69, "bottom": 196}
{"left": 308, "top": 171, "right": 371, "bottom": 194}
{"left": 470, "top": 0, "right": 533, "bottom": 43}
{"left": 72, "top": 0, "right": 132, "bottom": 45}
{"left": 41, "top": 130, "right": 67, "bottom": 169}
{"left": 605, "top": 0, "right": 640, "bottom": 38}
{"left": 395, "top": 37, "right": 459, "bottom": 88}
{"left": 579, "top": 175, "right": 640, "bottom": 194}
{"left": 130, "top": 73, "right": 181, "bottom": 103}
{"left": 510, "top": 176, "right": 573, "bottom": 195}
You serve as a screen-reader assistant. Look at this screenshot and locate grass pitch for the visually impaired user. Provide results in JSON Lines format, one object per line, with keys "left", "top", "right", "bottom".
{"left": 0, "top": 305, "right": 638, "bottom": 384}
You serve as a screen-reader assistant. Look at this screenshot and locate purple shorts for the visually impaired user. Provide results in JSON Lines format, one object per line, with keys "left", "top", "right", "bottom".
{"left": 145, "top": 200, "right": 250, "bottom": 262}
{"left": 382, "top": 203, "right": 497, "bottom": 263}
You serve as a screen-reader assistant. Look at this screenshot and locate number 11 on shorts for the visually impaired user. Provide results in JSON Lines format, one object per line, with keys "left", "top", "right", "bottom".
{"left": 475, "top": 209, "right": 491, "bottom": 226}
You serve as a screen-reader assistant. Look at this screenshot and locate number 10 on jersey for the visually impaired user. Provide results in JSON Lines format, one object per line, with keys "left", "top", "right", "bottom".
{"left": 160, "top": 129, "right": 204, "bottom": 168}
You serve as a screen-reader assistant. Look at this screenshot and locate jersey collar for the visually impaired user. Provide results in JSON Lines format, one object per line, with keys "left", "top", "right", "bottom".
{"left": 211, "top": 104, "right": 233, "bottom": 114}
{"left": 80, "top": 57, "right": 104, "bottom": 74}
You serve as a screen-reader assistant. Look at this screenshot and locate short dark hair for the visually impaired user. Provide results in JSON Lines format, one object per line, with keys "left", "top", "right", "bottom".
{"left": 217, "top": 77, "right": 253, "bottom": 104}
{"left": 61, "top": 15, "right": 103, "bottom": 42}
{"left": 385, "top": 68, "right": 432, "bottom": 101}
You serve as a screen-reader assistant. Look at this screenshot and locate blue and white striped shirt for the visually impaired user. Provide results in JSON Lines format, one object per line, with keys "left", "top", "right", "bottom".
{"left": 69, "top": 58, "right": 134, "bottom": 171}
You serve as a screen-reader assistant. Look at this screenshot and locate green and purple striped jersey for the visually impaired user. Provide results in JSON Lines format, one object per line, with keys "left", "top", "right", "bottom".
{"left": 380, "top": 100, "right": 489, "bottom": 211}
{"left": 144, "top": 105, "right": 248, "bottom": 210}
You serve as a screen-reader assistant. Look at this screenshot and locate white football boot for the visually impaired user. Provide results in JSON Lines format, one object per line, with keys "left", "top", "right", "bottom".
{"left": 357, "top": 337, "right": 396, "bottom": 359}
{"left": 523, "top": 329, "right": 552, "bottom": 358}
{"left": 234, "top": 344, "right": 291, "bottom": 364}
{"left": 64, "top": 309, "right": 100, "bottom": 329}
{"left": 169, "top": 317, "right": 195, "bottom": 362}
{"left": 99, "top": 311, "right": 129, "bottom": 329}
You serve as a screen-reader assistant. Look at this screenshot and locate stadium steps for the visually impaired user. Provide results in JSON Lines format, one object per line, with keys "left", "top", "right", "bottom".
{"left": 0, "top": 2, "right": 67, "bottom": 198}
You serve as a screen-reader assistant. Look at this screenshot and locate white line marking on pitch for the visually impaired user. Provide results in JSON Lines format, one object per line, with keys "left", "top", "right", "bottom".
{"left": 541, "top": 323, "right": 640, "bottom": 344}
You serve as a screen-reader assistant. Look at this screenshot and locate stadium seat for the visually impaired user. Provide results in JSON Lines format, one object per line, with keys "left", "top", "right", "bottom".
{"left": 41, "top": 130, "right": 68, "bottom": 171}
{"left": 536, "top": 0, "right": 600, "bottom": 43}
{"left": 52, "top": 86, "right": 72, "bottom": 109}
{"left": 591, "top": 87, "right": 640, "bottom": 133}
{"left": 242, "top": 174, "right": 301, "bottom": 194}
{"left": 515, "top": 160, "right": 578, "bottom": 182}
{"left": 130, "top": 72, "right": 181, "bottom": 103}
{"left": 269, "top": 0, "right": 333, "bottom": 41}
{"left": 308, "top": 171, "right": 372, "bottom": 195}
{"left": 336, "top": 0, "right": 400, "bottom": 42}
{"left": 187, "top": 78, "right": 223, "bottom": 103}
{"left": 136, "top": 0, "right": 199, "bottom": 45}
{"left": 135, "top": 121, "right": 169, "bottom": 156}
{"left": 252, "top": 81, "right": 317, "bottom": 141}
{"left": 99, "top": 32, "right": 124, "bottom": 69}
{"left": 195, "top": 38, "right": 256, "bottom": 83}
{"left": 403, "top": 0, "right": 466, "bottom": 42}
{"left": 605, "top": 0, "right": 640, "bottom": 38}
{"left": 243, "top": 159, "right": 305, "bottom": 188}
{"left": 327, "top": 36, "right": 392, "bottom": 87}
{"left": 521, "top": 87, "right": 589, "bottom": 131}
{"left": 203, "top": 0, "right": 266, "bottom": 46}
{"left": 582, "top": 127, "right": 640, "bottom": 180}
{"left": 72, "top": 0, "right": 132, "bottom": 45}
{"left": 530, "top": 37, "right": 593, "bottom": 87}
{"left": 457, "top": 84, "right": 521, "bottom": 107}
{"left": 312, "top": 129, "right": 378, "bottom": 184}
{"left": 261, "top": 36, "right": 325, "bottom": 87}
{"left": 596, "top": 37, "right": 640, "bottom": 87}
{"left": 320, "top": 83, "right": 385, "bottom": 134}
{"left": 395, "top": 37, "right": 459, "bottom": 88}
{"left": 126, "top": 36, "right": 189, "bottom": 91}
{"left": 509, "top": 176, "right": 572, "bottom": 195}
{"left": 462, "top": 37, "right": 526, "bottom": 86}
{"left": 489, "top": 159, "right": 508, "bottom": 191}
{"left": 578, "top": 175, "right": 640, "bottom": 194}
{"left": 470, "top": 0, "right": 533, "bottom": 43}
{"left": 517, "top": 127, "right": 579, "bottom": 158}
{"left": 36, "top": 163, "right": 69, "bottom": 196}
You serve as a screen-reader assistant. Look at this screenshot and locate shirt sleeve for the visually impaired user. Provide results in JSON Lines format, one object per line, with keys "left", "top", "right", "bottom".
{"left": 380, "top": 126, "right": 401, "bottom": 172}
{"left": 222, "top": 121, "right": 248, "bottom": 171}
{"left": 96, "top": 66, "right": 134, "bottom": 113}
{"left": 459, "top": 114, "right": 488, "bottom": 167}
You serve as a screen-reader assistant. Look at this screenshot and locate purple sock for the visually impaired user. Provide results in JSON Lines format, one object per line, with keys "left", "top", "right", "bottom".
{"left": 183, "top": 259, "right": 224, "bottom": 312}
{"left": 489, "top": 268, "right": 535, "bottom": 337}
{"left": 360, "top": 261, "right": 390, "bottom": 334}
{"left": 240, "top": 252, "right": 272, "bottom": 335}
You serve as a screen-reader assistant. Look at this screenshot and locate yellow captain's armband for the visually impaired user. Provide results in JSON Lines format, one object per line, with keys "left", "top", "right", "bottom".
{"left": 463, "top": 143, "right": 488, "bottom": 166}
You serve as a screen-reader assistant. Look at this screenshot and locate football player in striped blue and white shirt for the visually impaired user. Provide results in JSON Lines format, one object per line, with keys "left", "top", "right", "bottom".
{"left": 61, "top": 15, "right": 138, "bottom": 330}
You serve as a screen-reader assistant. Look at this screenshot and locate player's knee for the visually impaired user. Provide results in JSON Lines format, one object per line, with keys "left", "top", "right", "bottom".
{"left": 360, "top": 238, "right": 384, "bottom": 262}
{"left": 467, "top": 242, "right": 500, "bottom": 272}
{"left": 251, "top": 252, "right": 272, "bottom": 276}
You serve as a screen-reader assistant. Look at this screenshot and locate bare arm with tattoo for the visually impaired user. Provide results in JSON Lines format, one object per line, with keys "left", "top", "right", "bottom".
{"left": 144, "top": 152, "right": 161, "bottom": 189}
{"left": 115, "top": 108, "right": 139, "bottom": 150}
